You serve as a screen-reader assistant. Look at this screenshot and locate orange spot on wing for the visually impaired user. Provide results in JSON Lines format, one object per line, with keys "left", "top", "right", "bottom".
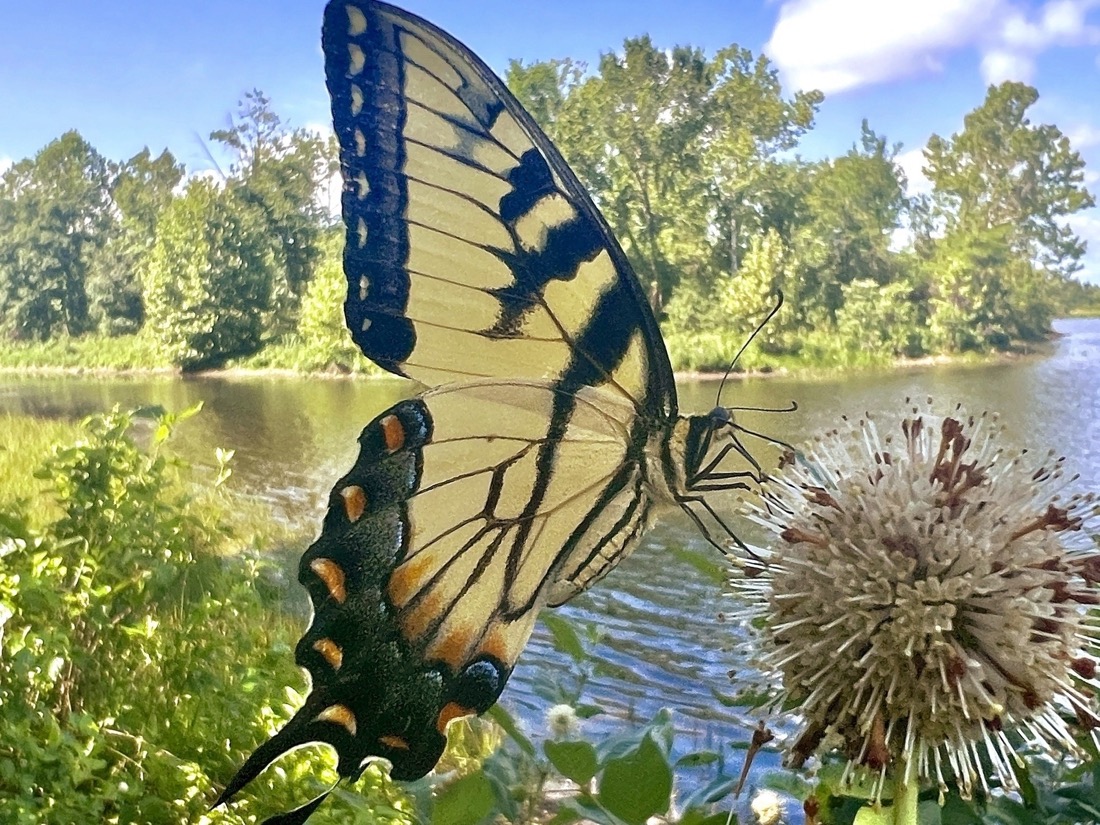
{"left": 310, "top": 558, "right": 347, "bottom": 604}
{"left": 479, "top": 622, "right": 520, "bottom": 668}
{"left": 380, "top": 414, "right": 406, "bottom": 453}
{"left": 312, "top": 638, "right": 344, "bottom": 670}
{"left": 436, "top": 701, "right": 475, "bottom": 734}
{"left": 387, "top": 555, "right": 436, "bottom": 609}
{"left": 398, "top": 592, "right": 443, "bottom": 642}
{"left": 379, "top": 734, "right": 410, "bottom": 751}
{"left": 340, "top": 485, "right": 367, "bottom": 522}
{"left": 316, "top": 704, "right": 357, "bottom": 736}
{"left": 425, "top": 627, "right": 476, "bottom": 670}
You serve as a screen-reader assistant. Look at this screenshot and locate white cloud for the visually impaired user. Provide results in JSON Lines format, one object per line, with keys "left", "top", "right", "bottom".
{"left": 766, "top": 0, "right": 1100, "bottom": 93}
{"left": 983, "top": 0, "right": 1100, "bottom": 82}
{"left": 0, "top": 156, "right": 12, "bottom": 175}
{"left": 1066, "top": 122, "right": 1100, "bottom": 148}
{"left": 981, "top": 49, "right": 1036, "bottom": 83}
{"left": 765, "top": 0, "right": 1002, "bottom": 93}
{"left": 1068, "top": 209, "right": 1100, "bottom": 283}
{"left": 1000, "top": 0, "right": 1100, "bottom": 49}
{"left": 895, "top": 146, "right": 934, "bottom": 197}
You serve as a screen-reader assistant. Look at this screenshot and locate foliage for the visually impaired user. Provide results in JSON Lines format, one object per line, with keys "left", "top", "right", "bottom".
{"left": 0, "top": 407, "right": 414, "bottom": 823}
{"left": 0, "top": 131, "right": 112, "bottom": 340}
{"left": 295, "top": 229, "right": 377, "bottom": 373}
{"left": 86, "top": 148, "right": 184, "bottom": 335}
{"left": 141, "top": 178, "right": 275, "bottom": 370}
{"left": 406, "top": 616, "right": 745, "bottom": 825}
{"left": 925, "top": 82, "right": 1094, "bottom": 280}
{"left": 0, "top": 57, "right": 1095, "bottom": 374}
{"left": 510, "top": 38, "right": 821, "bottom": 314}
{"left": 211, "top": 90, "right": 337, "bottom": 335}
{"left": 918, "top": 82, "right": 1095, "bottom": 350}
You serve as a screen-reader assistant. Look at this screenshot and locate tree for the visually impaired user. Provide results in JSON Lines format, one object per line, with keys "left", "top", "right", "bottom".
{"left": 922, "top": 82, "right": 1094, "bottom": 344}
{"left": 297, "top": 230, "right": 370, "bottom": 370}
{"left": 86, "top": 148, "right": 184, "bottom": 335}
{"left": 507, "top": 39, "right": 820, "bottom": 316}
{"left": 507, "top": 58, "right": 582, "bottom": 139}
{"left": 791, "top": 122, "right": 908, "bottom": 325}
{"left": 141, "top": 179, "right": 274, "bottom": 370}
{"left": 211, "top": 90, "right": 334, "bottom": 333}
{"left": 924, "top": 82, "right": 1094, "bottom": 279}
{"left": 702, "top": 47, "right": 822, "bottom": 280}
{"left": 0, "top": 131, "right": 112, "bottom": 339}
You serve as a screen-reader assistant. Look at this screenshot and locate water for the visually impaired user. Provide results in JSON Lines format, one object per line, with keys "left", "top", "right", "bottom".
{"left": 2, "top": 318, "right": 1097, "bottom": 782}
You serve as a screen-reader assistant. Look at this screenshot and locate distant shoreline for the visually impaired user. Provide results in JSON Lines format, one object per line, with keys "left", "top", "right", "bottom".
{"left": 0, "top": 345, "right": 1052, "bottom": 383}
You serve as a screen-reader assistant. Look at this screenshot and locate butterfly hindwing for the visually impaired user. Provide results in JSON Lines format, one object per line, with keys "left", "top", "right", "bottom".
{"left": 323, "top": 0, "right": 675, "bottom": 418}
{"left": 218, "top": 381, "right": 667, "bottom": 805}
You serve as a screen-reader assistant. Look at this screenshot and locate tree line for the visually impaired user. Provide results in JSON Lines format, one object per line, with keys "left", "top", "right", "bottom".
{"left": 1, "top": 45, "right": 1097, "bottom": 372}
{"left": 507, "top": 44, "right": 1096, "bottom": 366}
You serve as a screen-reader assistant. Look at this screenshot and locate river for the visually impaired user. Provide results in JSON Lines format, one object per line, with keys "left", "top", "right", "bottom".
{"left": 2, "top": 317, "right": 1097, "bottom": 786}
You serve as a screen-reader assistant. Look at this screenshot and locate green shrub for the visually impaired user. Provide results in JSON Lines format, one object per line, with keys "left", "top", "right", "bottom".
{"left": 0, "top": 407, "right": 411, "bottom": 823}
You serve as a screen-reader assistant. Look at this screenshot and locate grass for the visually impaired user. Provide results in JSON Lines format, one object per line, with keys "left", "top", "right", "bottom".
{"left": 0, "top": 334, "right": 168, "bottom": 371}
{"left": 0, "top": 332, "right": 388, "bottom": 377}
{"left": 228, "top": 334, "right": 383, "bottom": 376}
{"left": 0, "top": 414, "right": 82, "bottom": 526}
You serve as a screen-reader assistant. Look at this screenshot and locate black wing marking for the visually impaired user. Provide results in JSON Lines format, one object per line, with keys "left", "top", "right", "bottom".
{"left": 324, "top": 0, "right": 676, "bottom": 419}
{"left": 217, "top": 381, "right": 664, "bottom": 816}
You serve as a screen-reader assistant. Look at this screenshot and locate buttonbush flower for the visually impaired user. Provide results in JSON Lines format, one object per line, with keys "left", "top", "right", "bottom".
{"left": 750, "top": 788, "right": 784, "bottom": 825}
{"left": 733, "top": 403, "right": 1100, "bottom": 804}
{"left": 546, "top": 703, "right": 581, "bottom": 739}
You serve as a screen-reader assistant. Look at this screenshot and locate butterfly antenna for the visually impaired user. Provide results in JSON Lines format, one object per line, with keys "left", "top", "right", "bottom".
{"left": 715, "top": 291, "right": 785, "bottom": 410}
{"left": 727, "top": 400, "right": 798, "bottom": 414}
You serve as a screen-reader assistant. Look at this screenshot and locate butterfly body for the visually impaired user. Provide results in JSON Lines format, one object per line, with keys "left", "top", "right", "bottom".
{"left": 218, "top": 2, "right": 762, "bottom": 821}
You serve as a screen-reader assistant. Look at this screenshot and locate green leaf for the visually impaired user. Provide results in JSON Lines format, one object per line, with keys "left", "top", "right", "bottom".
{"left": 432, "top": 770, "right": 495, "bottom": 825}
{"left": 598, "top": 734, "right": 672, "bottom": 825}
{"left": 485, "top": 704, "right": 535, "bottom": 756}
{"left": 540, "top": 613, "right": 586, "bottom": 663}
{"left": 545, "top": 740, "right": 598, "bottom": 784}
{"left": 675, "top": 750, "right": 720, "bottom": 768}
{"left": 680, "top": 775, "right": 738, "bottom": 812}
{"left": 853, "top": 805, "right": 893, "bottom": 825}
{"left": 575, "top": 703, "right": 604, "bottom": 720}
{"left": 669, "top": 544, "right": 726, "bottom": 585}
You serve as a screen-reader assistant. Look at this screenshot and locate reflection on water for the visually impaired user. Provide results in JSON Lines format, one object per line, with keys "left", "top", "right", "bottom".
{"left": 2, "top": 318, "right": 1097, "bottom": 771}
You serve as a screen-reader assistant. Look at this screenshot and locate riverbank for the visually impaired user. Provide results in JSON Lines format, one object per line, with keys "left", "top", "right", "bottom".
{"left": 0, "top": 333, "right": 1054, "bottom": 382}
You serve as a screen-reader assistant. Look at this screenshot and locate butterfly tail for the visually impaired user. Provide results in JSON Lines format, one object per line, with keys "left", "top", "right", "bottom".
{"left": 213, "top": 700, "right": 336, "bottom": 811}
{"left": 260, "top": 788, "right": 336, "bottom": 825}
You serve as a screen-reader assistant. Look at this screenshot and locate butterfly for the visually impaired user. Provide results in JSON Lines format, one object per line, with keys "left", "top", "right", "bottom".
{"left": 216, "top": 1, "right": 767, "bottom": 821}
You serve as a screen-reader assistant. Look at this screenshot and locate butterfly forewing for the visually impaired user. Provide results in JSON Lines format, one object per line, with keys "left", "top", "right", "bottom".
{"left": 324, "top": 0, "right": 675, "bottom": 418}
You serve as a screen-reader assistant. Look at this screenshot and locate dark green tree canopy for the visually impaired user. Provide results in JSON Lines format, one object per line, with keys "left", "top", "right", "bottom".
{"left": 0, "top": 131, "right": 112, "bottom": 340}
{"left": 924, "top": 81, "right": 1095, "bottom": 278}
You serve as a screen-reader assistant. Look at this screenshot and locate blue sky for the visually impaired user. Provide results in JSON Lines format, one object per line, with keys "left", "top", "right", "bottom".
{"left": 2, "top": 0, "right": 1099, "bottom": 282}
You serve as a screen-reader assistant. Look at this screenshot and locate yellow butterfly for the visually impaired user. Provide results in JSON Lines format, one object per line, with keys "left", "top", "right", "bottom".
{"left": 218, "top": 2, "right": 766, "bottom": 821}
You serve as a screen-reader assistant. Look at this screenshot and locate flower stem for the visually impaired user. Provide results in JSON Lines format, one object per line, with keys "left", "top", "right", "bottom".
{"left": 892, "top": 774, "right": 918, "bottom": 825}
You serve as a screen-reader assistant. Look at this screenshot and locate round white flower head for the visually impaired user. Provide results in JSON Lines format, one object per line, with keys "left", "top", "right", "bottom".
{"left": 750, "top": 788, "right": 784, "bottom": 825}
{"left": 733, "top": 403, "right": 1100, "bottom": 802}
{"left": 546, "top": 703, "right": 580, "bottom": 739}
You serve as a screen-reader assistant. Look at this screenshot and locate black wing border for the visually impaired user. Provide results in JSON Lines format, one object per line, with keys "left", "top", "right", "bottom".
{"left": 322, "top": 0, "right": 678, "bottom": 418}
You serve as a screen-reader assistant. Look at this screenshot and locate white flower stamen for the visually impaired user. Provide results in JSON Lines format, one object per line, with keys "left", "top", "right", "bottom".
{"left": 734, "top": 402, "right": 1100, "bottom": 800}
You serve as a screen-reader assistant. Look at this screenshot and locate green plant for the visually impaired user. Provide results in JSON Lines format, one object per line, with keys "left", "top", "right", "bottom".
{"left": 0, "top": 406, "right": 414, "bottom": 823}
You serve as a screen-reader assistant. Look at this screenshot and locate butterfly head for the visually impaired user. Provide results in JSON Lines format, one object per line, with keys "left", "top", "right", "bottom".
{"left": 667, "top": 403, "right": 782, "bottom": 556}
